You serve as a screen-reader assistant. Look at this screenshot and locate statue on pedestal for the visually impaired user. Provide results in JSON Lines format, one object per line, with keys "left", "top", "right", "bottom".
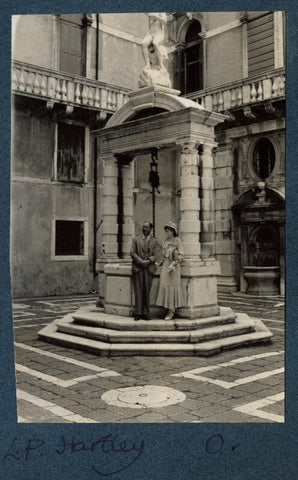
{"left": 138, "top": 12, "right": 172, "bottom": 88}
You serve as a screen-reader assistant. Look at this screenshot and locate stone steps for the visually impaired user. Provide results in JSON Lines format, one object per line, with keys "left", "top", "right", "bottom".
{"left": 38, "top": 329, "right": 272, "bottom": 357}
{"left": 38, "top": 305, "right": 273, "bottom": 356}
{"left": 72, "top": 308, "right": 237, "bottom": 331}
{"left": 56, "top": 321, "right": 254, "bottom": 343}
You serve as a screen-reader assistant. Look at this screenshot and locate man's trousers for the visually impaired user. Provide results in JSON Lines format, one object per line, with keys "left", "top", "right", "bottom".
{"left": 132, "top": 268, "right": 153, "bottom": 316}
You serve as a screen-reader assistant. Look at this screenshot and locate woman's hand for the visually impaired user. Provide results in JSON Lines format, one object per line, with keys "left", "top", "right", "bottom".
{"left": 167, "top": 262, "right": 176, "bottom": 273}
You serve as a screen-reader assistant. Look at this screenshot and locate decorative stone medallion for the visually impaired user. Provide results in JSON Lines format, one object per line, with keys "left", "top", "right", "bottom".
{"left": 101, "top": 385, "right": 186, "bottom": 409}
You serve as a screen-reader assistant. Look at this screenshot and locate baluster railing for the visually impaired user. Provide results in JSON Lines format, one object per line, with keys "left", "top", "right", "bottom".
{"left": 101, "top": 89, "right": 107, "bottom": 109}
{"left": 61, "top": 80, "right": 67, "bottom": 101}
{"left": 55, "top": 78, "right": 61, "bottom": 100}
{"left": 237, "top": 87, "right": 243, "bottom": 105}
{"left": 257, "top": 81, "right": 263, "bottom": 101}
{"left": 218, "top": 91, "right": 224, "bottom": 111}
{"left": 212, "top": 93, "right": 218, "bottom": 112}
{"left": 279, "top": 75, "right": 285, "bottom": 96}
{"left": 250, "top": 83, "right": 257, "bottom": 102}
{"left": 40, "top": 75, "right": 47, "bottom": 96}
{"left": 75, "top": 83, "right": 81, "bottom": 103}
{"left": 12, "top": 69, "right": 18, "bottom": 90}
{"left": 12, "top": 60, "right": 130, "bottom": 113}
{"left": 33, "top": 74, "right": 40, "bottom": 95}
{"left": 231, "top": 88, "right": 237, "bottom": 107}
{"left": 26, "top": 72, "right": 33, "bottom": 93}
{"left": 12, "top": 61, "right": 284, "bottom": 116}
{"left": 94, "top": 88, "right": 100, "bottom": 108}
{"left": 272, "top": 76, "right": 279, "bottom": 97}
{"left": 186, "top": 67, "right": 285, "bottom": 112}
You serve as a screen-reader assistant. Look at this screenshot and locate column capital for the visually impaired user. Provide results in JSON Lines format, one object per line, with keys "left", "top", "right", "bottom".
{"left": 198, "top": 141, "right": 218, "bottom": 155}
{"left": 176, "top": 140, "right": 200, "bottom": 154}
{"left": 114, "top": 152, "right": 134, "bottom": 165}
{"left": 101, "top": 153, "right": 118, "bottom": 164}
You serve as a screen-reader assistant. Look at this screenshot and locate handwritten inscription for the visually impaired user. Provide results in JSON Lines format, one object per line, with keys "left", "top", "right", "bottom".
{"left": 3, "top": 433, "right": 239, "bottom": 477}
{"left": 3, "top": 434, "right": 145, "bottom": 477}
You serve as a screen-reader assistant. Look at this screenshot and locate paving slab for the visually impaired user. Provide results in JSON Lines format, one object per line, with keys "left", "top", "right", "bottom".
{"left": 13, "top": 292, "right": 284, "bottom": 423}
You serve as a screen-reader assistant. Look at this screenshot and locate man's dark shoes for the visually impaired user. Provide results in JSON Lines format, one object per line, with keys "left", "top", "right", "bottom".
{"left": 134, "top": 315, "right": 141, "bottom": 321}
{"left": 141, "top": 314, "right": 150, "bottom": 321}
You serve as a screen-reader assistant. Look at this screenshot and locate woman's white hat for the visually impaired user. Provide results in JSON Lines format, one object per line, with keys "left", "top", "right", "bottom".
{"left": 164, "top": 221, "right": 178, "bottom": 235}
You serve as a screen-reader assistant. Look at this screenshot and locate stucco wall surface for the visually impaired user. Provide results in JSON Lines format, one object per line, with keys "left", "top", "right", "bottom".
{"left": 12, "top": 15, "right": 54, "bottom": 68}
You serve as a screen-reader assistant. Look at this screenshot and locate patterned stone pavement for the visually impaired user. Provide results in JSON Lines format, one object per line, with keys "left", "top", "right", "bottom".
{"left": 13, "top": 292, "right": 285, "bottom": 424}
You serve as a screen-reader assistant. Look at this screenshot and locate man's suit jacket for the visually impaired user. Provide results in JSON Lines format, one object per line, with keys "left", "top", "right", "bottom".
{"left": 130, "top": 236, "right": 161, "bottom": 275}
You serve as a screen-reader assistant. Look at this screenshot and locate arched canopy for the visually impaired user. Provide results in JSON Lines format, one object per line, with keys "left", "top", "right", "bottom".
{"left": 105, "top": 85, "right": 204, "bottom": 128}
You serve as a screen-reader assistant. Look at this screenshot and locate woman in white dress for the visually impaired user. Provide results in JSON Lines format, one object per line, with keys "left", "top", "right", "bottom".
{"left": 156, "top": 221, "right": 184, "bottom": 320}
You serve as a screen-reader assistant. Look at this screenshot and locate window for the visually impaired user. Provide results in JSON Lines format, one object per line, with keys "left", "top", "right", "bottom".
{"left": 247, "top": 13, "right": 274, "bottom": 75}
{"left": 59, "top": 14, "right": 86, "bottom": 76}
{"left": 52, "top": 217, "right": 88, "bottom": 260}
{"left": 252, "top": 138, "right": 275, "bottom": 180}
{"left": 173, "top": 20, "right": 203, "bottom": 94}
{"left": 57, "top": 123, "right": 85, "bottom": 183}
{"left": 55, "top": 220, "right": 84, "bottom": 255}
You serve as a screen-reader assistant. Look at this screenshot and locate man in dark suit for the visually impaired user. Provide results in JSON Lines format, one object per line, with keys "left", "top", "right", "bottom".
{"left": 130, "top": 222, "right": 160, "bottom": 321}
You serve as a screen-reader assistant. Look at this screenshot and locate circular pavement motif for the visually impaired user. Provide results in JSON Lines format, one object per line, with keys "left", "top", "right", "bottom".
{"left": 101, "top": 385, "right": 186, "bottom": 409}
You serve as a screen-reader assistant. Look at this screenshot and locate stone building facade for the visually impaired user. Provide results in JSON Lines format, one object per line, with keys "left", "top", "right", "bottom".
{"left": 11, "top": 11, "right": 285, "bottom": 298}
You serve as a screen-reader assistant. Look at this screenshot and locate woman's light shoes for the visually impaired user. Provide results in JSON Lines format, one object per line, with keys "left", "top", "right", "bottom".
{"left": 165, "top": 310, "right": 174, "bottom": 320}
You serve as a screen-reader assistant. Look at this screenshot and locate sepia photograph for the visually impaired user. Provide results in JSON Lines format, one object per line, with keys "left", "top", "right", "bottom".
{"left": 11, "top": 11, "right": 285, "bottom": 425}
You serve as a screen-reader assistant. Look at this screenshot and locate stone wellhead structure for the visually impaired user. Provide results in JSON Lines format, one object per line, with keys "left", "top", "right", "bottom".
{"left": 12, "top": 12, "right": 285, "bottom": 314}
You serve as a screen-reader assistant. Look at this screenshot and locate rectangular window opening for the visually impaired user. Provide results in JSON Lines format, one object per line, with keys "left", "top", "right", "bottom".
{"left": 55, "top": 220, "right": 85, "bottom": 256}
{"left": 57, "top": 123, "right": 85, "bottom": 183}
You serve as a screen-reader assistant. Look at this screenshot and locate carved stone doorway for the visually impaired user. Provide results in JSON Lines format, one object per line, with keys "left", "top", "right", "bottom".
{"left": 233, "top": 188, "right": 285, "bottom": 295}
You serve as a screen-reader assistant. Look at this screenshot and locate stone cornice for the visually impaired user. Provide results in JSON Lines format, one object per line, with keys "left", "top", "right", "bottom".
{"left": 94, "top": 107, "right": 226, "bottom": 155}
{"left": 105, "top": 85, "right": 228, "bottom": 129}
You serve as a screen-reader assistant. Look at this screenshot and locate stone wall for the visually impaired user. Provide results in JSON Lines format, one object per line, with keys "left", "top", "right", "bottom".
{"left": 12, "top": 15, "right": 54, "bottom": 69}
{"left": 214, "top": 119, "right": 285, "bottom": 293}
{"left": 11, "top": 106, "right": 95, "bottom": 297}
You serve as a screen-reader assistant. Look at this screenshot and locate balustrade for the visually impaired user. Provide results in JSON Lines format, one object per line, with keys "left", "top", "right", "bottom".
{"left": 12, "top": 60, "right": 130, "bottom": 113}
{"left": 13, "top": 61, "right": 285, "bottom": 117}
{"left": 187, "top": 68, "right": 285, "bottom": 113}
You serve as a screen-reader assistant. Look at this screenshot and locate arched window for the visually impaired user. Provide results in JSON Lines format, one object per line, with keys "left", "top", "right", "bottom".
{"left": 173, "top": 20, "right": 203, "bottom": 94}
{"left": 252, "top": 138, "right": 275, "bottom": 180}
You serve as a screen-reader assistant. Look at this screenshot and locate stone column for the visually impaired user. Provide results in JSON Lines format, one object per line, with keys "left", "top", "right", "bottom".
{"left": 97, "top": 154, "right": 118, "bottom": 306}
{"left": 178, "top": 141, "right": 201, "bottom": 259}
{"left": 176, "top": 140, "right": 220, "bottom": 319}
{"left": 100, "top": 153, "right": 135, "bottom": 316}
{"left": 199, "top": 142, "right": 216, "bottom": 259}
{"left": 101, "top": 154, "right": 119, "bottom": 258}
{"left": 114, "top": 154, "right": 134, "bottom": 260}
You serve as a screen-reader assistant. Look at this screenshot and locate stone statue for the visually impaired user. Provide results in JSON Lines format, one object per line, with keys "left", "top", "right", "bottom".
{"left": 138, "top": 12, "right": 171, "bottom": 88}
